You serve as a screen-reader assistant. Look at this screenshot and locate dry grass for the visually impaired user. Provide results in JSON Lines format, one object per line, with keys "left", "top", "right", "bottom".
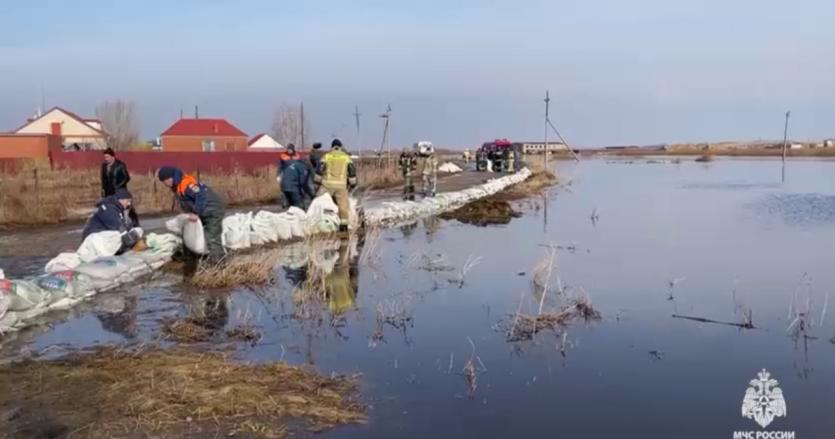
{"left": 0, "top": 345, "right": 366, "bottom": 438}
{"left": 161, "top": 317, "right": 213, "bottom": 342}
{"left": 505, "top": 296, "right": 601, "bottom": 342}
{"left": 191, "top": 249, "right": 284, "bottom": 289}
{"left": 0, "top": 159, "right": 404, "bottom": 226}
{"left": 493, "top": 169, "right": 558, "bottom": 201}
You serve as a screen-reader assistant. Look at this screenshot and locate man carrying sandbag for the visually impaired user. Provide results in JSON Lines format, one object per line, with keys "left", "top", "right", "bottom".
{"left": 82, "top": 188, "right": 142, "bottom": 255}
{"left": 314, "top": 139, "right": 357, "bottom": 233}
{"left": 157, "top": 166, "right": 226, "bottom": 263}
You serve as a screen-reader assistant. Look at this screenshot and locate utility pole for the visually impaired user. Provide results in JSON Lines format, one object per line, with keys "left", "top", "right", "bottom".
{"left": 300, "top": 102, "right": 305, "bottom": 150}
{"left": 544, "top": 90, "right": 550, "bottom": 166}
{"left": 354, "top": 105, "right": 361, "bottom": 158}
{"left": 782, "top": 110, "right": 791, "bottom": 163}
{"left": 781, "top": 110, "right": 791, "bottom": 183}
{"left": 542, "top": 90, "right": 580, "bottom": 163}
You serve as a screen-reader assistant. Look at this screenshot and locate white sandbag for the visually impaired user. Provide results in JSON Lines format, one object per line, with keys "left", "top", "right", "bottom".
{"left": 275, "top": 217, "right": 293, "bottom": 240}
{"left": 45, "top": 252, "right": 82, "bottom": 273}
{"left": 306, "top": 194, "right": 341, "bottom": 233}
{"left": 0, "top": 269, "right": 4, "bottom": 279}
{"left": 166, "top": 214, "right": 206, "bottom": 254}
{"left": 0, "top": 311, "right": 18, "bottom": 333}
{"left": 183, "top": 217, "right": 207, "bottom": 254}
{"left": 145, "top": 233, "right": 182, "bottom": 253}
{"left": 0, "top": 286, "right": 9, "bottom": 321}
{"left": 77, "top": 231, "right": 123, "bottom": 262}
{"left": 222, "top": 212, "right": 253, "bottom": 250}
{"left": 0, "top": 279, "right": 49, "bottom": 311}
{"left": 74, "top": 257, "right": 130, "bottom": 290}
{"left": 439, "top": 162, "right": 463, "bottom": 173}
{"left": 165, "top": 214, "right": 189, "bottom": 233}
{"left": 286, "top": 207, "right": 307, "bottom": 238}
{"left": 34, "top": 272, "right": 81, "bottom": 301}
{"left": 251, "top": 211, "right": 280, "bottom": 243}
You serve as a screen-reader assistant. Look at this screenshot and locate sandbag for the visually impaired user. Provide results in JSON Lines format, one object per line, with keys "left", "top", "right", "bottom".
{"left": 145, "top": 233, "right": 182, "bottom": 254}
{"left": 0, "top": 286, "right": 10, "bottom": 322}
{"left": 167, "top": 214, "right": 206, "bottom": 254}
{"left": 286, "top": 207, "right": 307, "bottom": 238}
{"left": 45, "top": 252, "right": 83, "bottom": 273}
{"left": 222, "top": 213, "right": 253, "bottom": 250}
{"left": 74, "top": 257, "right": 130, "bottom": 290}
{"left": 251, "top": 211, "right": 280, "bottom": 243}
{"left": 439, "top": 162, "right": 463, "bottom": 173}
{"left": 0, "top": 310, "right": 18, "bottom": 333}
{"left": 0, "top": 279, "right": 49, "bottom": 311}
{"left": 306, "top": 194, "right": 341, "bottom": 233}
{"left": 77, "top": 231, "right": 123, "bottom": 262}
{"left": 34, "top": 272, "right": 85, "bottom": 301}
{"left": 183, "top": 217, "right": 207, "bottom": 254}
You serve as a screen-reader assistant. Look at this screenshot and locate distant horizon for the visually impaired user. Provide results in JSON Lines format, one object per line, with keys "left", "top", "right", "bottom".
{"left": 2, "top": 1, "right": 834, "bottom": 148}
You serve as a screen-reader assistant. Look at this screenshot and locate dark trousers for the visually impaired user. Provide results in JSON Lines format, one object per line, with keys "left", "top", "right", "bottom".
{"left": 201, "top": 209, "right": 225, "bottom": 263}
{"left": 283, "top": 191, "right": 305, "bottom": 209}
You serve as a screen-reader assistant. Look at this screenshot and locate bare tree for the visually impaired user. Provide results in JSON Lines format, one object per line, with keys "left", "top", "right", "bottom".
{"left": 271, "top": 103, "right": 312, "bottom": 148}
{"left": 96, "top": 100, "right": 139, "bottom": 151}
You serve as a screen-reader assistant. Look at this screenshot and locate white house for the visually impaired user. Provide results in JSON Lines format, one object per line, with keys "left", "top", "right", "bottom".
{"left": 825, "top": 139, "right": 835, "bottom": 148}
{"left": 15, "top": 107, "right": 106, "bottom": 150}
{"left": 248, "top": 133, "right": 284, "bottom": 150}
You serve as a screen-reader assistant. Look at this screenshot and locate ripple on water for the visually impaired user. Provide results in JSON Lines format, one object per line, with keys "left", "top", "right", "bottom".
{"left": 748, "top": 193, "right": 835, "bottom": 226}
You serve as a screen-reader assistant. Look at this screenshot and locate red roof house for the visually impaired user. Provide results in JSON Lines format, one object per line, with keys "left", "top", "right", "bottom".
{"left": 160, "top": 118, "right": 248, "bottom": 152}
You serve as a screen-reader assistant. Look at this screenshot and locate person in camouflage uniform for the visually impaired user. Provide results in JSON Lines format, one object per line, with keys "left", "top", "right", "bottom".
{"left": 399, "top": 149, "right": 417, "bottom": 200}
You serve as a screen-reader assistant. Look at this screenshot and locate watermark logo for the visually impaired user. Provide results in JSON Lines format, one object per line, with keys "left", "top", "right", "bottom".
{"left": 741, "top": 369, "right": 786, "bottom": 428}
{"left": 733, "top": 369, "right": 794, "bottom": 439}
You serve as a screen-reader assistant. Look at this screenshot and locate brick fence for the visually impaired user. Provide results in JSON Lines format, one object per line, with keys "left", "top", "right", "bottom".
{"left": 47, "top": 149, "right": 308, "bottom": 175}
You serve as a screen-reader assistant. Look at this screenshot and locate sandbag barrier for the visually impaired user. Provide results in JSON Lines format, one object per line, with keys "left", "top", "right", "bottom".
{"left": 364, "top": 167, "right": 531, "bottom": 227}
{"left": 0, "top": 168, "right": 532, "bottom": 334}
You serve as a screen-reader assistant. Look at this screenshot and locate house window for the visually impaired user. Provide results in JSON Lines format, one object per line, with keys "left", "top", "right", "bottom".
{"left": 226, "top": 142, "right": 234, "bottom": 151}
{"left": 202, "top": 139, "right": 216, "bottom": 152}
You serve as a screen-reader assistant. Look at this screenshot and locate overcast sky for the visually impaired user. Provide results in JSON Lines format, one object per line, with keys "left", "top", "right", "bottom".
{"left": 1, "top": 0, "right": 834, "bottom": 148}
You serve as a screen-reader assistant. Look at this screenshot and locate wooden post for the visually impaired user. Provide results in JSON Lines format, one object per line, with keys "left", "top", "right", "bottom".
{"left": 34, "top": 168, "right": 40, "bottom": 206}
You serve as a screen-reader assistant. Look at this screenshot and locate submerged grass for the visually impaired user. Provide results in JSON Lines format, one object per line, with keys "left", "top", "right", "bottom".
{"left": 0, "top": 345, "right": 366, "bottom": 438}
{"left": 506, "top": 296, "right": 602, "bottom": 342}
{"left": 191, "top": 249, "right": 284, "bottom": 289}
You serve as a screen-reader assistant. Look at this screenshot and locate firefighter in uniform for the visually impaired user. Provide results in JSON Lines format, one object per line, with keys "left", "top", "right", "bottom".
{"left": 314, "top": 139, "right": 357, "bottom": 233}
{"left": 399, "top": 148, "right": 417, "bottom": 200}
{"left": 417, "top": 141, "right": 438, "bottom": 197}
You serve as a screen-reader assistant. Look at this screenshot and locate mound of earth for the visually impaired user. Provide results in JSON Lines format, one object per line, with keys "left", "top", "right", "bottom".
{"left": 440, "top": 198, "right": 521, "bottom": 226}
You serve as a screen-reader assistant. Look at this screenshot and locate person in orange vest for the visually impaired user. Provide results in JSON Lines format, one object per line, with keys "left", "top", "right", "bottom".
{"left": 278, "top": 144, "right": 300, "bottom": 171}
{"left": 314, "top": 139, "right": 357, "bottom": 232}
{"left": 157, "top": 166, "right": 226, "bottom": 263}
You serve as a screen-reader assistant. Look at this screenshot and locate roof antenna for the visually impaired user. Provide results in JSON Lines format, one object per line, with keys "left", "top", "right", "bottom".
{"left": 194, "top": 105, "right": 199, "bottom": 119}
{"left": 180, "top": 108, "right": 183, "bottom": 119}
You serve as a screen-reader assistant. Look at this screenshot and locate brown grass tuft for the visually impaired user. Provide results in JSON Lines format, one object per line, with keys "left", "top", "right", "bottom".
{"left": 0, "top": 346, "right": 366, "bottom": 438}
{"left": 191, "top": 250, "right": 284, "bottom": 289}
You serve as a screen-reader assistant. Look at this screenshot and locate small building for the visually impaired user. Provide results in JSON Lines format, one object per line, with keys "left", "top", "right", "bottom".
{"left": 248, "top": 133, "right": 284, "bottom": 150}
{"left": 519, "top": 142, "right": 568, "bottom": 154}
{"left": 824, "top": 139, "right": 835, "bottom": 148}
{"left": 14, "top": 106, "right": 107, "bottom": 150}
{"left": 160, "top": 118, "right": 248, "bottom": 152}
{"left": 789, "top": 143, "right": 804, "bottom": 150}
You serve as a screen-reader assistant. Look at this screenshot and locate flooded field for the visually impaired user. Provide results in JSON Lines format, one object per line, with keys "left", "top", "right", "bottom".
{"left": 2, "top": 158, "right": 835, "bottom": 438}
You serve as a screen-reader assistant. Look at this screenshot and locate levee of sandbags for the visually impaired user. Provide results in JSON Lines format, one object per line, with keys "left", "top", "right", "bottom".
{"left": 0, "top": 169, "right": 532, "bottom": 334}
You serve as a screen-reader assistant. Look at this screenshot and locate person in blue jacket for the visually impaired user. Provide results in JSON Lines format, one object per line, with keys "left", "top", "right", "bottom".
{"left": 81, "top": 188, "right": 141, "bottom": 255}
{"left": 157, "top": 166, "right": 226, "bottom": 263}
{"left": 278, "top": 158, "right": 315, "bottom": 209}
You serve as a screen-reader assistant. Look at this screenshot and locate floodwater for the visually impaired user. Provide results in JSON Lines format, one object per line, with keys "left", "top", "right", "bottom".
{"left": 3, "top": 157, "right": 835, "bottom": 438}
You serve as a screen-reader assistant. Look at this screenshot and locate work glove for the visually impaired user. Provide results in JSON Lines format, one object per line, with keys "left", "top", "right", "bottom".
{"left": 276, "top": 176, "right": 281, "bottom": 185}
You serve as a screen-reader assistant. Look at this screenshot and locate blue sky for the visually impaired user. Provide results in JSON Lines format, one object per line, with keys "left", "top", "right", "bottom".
{"left": 1, "top": 0, "right": 834, "bottom": 147}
